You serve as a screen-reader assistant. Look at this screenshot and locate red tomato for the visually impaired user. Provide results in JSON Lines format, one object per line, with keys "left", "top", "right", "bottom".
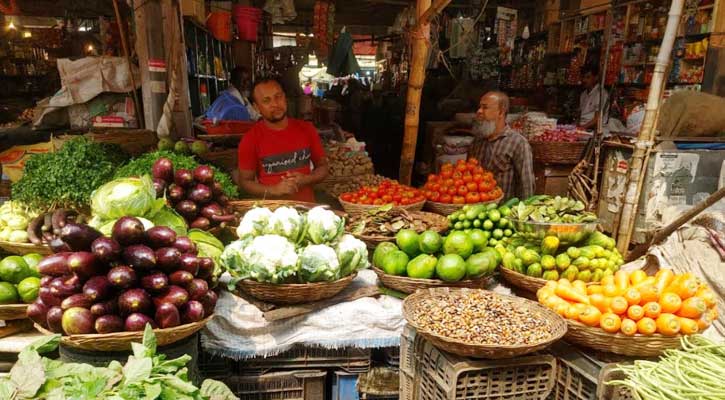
{"left": 479, "top": 180, "right": 494, "bottom": 192}
{"left": 452, "top": 171, "right": 463, "bottom": 180}
{"left": 455, "top": 164, "right": 467, "bottom": 173}
{"left": 440, "top": 170, "right": 453, "bottom": 179}
{"left": 447, "top": 187, "right": 457, "bottom": 196}
{"left": 440, "top": 194, "right": 452, "bottom": 203}
{"left": 453, "top": 179, "right": 464, "bottom": 187}
{"left": 441, "top": 163, "right": 453, "bottom": 172}
{"left": 466, "top": 192, "right": 481, "bottom": 203}
{"left": 473, "top": 166, "right": 484, "bottom": 175}
{"left": 382, "top": 194, "right": 393, "bottom": 202}
{"left": 340, "top": 193, "right": 353, "bottom": 201}
{"left": 456, "top": 159, "right": 466, "bottom": 165}
{"left": 373, "top": 198, "right": 384, "bottom": 205}
{"left": 492, "top": 187, "right": 503, "bottom": 199}
{"left": 480, "top": 192, "right": 491, "bottom": 201}
{"left": 392, "top": 194, "right": 402, "bottom": 202}
{"left": 483, "top": 172, "right": 494, "bottom": 181}
{"left": 431, "top": 183, "right": 441, "bottom": 192}
{"left": 462, "top": 175, "right": 473, "bottom": 183}
{"left": 427, "top": 174, "right": 438, "bottom": 182}
{"left": 472, "top": 174, "right": 483, "bottom": 183}
{"left": 457, "top": 186, "right": 468, "bottom": 196}
{"left": 466, "top": 164, "right": 476, "bottom": 172}
{"left": 466, "top": 182, "right": 478, "bottom": 192}
{"left": 452, "top": 196, "right": 466, "bottom": 204}
{"left": 444, "top": 178, "right": 455, "bottom": 187}
{"left": 429, "top": 191, "right": 441, "bottom": 202}
{"left": 467, "top": 158, "right": 479, "bottom": 165}
{"left": 361, "top": 198, "right": 373, "bottom": 205}
{"left": 400, "top": 197, "right": 411, "bottom": 205}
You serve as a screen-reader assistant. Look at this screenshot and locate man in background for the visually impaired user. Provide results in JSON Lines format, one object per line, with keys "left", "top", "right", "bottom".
{"left": 579, "top": 65, "right": 609, "bottom": 130}
{"left": 206, "top": 66, "right": 260, "bottom": 122}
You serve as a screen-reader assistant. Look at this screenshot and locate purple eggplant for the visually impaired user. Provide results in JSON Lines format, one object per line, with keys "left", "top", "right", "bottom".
{"left": 123, "top": 244, "right": 156, "bottom": 271}
{"left": 155, "top": 247, "right": 181, "bottom": 273}
{"left": 141, "top": 271, "right": 169, "bottom": 292}
{"left": 107, "top": 265, "right": 138, "bottom": 289}
{"left": 38, "top": 252, "right": 72, "bottom": 276}
{"left": 146, "top": 226, "right": 177, "bottom": 249}
{"left": 175, "top": 200, "right": 198, "bottom": 220}
{"left": 82, "top": 276, "right": 113, "bottom": 302}
{"left": 112, "top": 216, "right": 146, "bottom": 246}
{"left": 181, "top": 300, "right": 205, "bottom": 324}
{"left": 61, "top": 293, "right": 93, "bottom": 311}
{"left": 152, "top": 157, "right": 174, "bottom": 183}
{"left": 178, "top": 254, "right": 200, "bottom": 276}
{"left": 197, "top": 290, "right": 218, "bottom": 316}
{"left": 67, "top": 252, "right": 99, "bottom": 279}
{"left": 49, "top": 275, "right": 82, "bottom": 298}
{"left": 39, "top": 287, "right": 62, "bottom": 307}
{"left": 187, "top": 279, "right": 209, "bottom": 300}
{"left": 61, "top": 307, "right": 95, "bottom": 335}
{"left": 174, "top": 169, "right": 194, "bottom": 188}
{"left": 90, "top": 300, "right": 117, "bottom": 317}
{"left": 173, "top": 237, "right": 197, "bottom": 254}
{"left": 190, "top": 217, "right": 211, "bottom": 230}
{"left": 91, "top": 237, "right": 122, "bottom": 264}
{"left": 152, "top": 178, "right": 167, "bottom": 198}
{"left": 59, "top": 223, "right": 102, "bottom": 252}
{"left": 118, "top": 288, "right": 153, "bottom": 315}
{"left": 188, "top": 184, "right": 212, "bottom": 204}
{"left": 200, "top": 203, "right": 223, "bottom": 220}
{"left": 168, "top": 185, "right": 185, "bottom": 203}
{"left": 198, "top": 257, "right": 214, "bottom": 280}
{"left": 155, "top": 302, "right": 181, "bottom": 328}
{"left": 216, "top": 195, "right": 229, "bottom": 206}
{"left": 46, "top": 306, "right": 64, "bottom": 333}
{"left": 49, "top": 238, "right": 72, "bottom": 253}
{"left": 95, "top": 315, "right": 124, "bottom": 334}
{"left": 40, "top": 275, "right": 54, "bottom": 287}
{"left": 169, "top": 270, "right": 194, "bottom": 286}
{"left": 153, "top": 285, "right": 189, "bottom": 308}
{"left": 27, "top": 299, "right": 49, "bottom": 328}
{"left": 125, "top": 313, "right": 157, "bottom": 331}
{"left": 193, "top": 165, "right": 215, "bottom": 185}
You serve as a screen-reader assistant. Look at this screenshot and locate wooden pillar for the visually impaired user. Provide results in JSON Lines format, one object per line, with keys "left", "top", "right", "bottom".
{"left": 134, "top": 0, "right": 168, "bottom": 131}
{"left": 161, "top": 0, "right": 193, "bottom": 138}
{"left": 399, "top": 0, "right": 432, "bottom": 185}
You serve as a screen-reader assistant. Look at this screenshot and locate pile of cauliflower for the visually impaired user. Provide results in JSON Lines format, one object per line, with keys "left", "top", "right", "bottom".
{"left": 221, "top": 206, "right": 369, "bottom": 285}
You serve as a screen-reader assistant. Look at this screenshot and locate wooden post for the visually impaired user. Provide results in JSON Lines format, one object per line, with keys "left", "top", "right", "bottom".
{"left": 399, "top": 0, "right": 432, "bottom": 185}
{"left": 134, "top": 0, "right": 168, "bottom": 131}
{"left": 112, "top": 0, "right": 143, "bottom": 129}
{"left": 615, "top": 0, "right": 685, "bottom": 255}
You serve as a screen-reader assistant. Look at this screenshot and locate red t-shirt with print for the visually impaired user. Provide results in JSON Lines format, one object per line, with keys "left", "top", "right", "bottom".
{"left": 237, "top": 118, "right": 325, "bottom": 202}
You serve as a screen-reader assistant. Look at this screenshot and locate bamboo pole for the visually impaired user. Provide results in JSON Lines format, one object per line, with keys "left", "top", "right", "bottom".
{"left": 112, "top": 0, "right": 144, "bottom": 129}
{"left": 399, "top": 0, "right": 432, "bottom": 185}
{"left": 416, "top": 0, "right": 453, "bottom": 29}
{"left": 615, "top": 0, "right": 685, "bottom": 255}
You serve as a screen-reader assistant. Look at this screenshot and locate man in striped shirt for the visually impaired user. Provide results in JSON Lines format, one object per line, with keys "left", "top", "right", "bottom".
{"left": 468, "top": 91, "right": 535, "bottom": 200}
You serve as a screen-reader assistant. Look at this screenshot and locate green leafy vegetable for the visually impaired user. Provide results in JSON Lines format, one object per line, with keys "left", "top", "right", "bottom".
{"left": 11, "top": 137, "right": 129, "bottom": 210}
{"left": 150, "top": 206, "right": 188, "bottom": 236}
{"left": 91, "top": 175, "right": 165, "bottom": 221}
{"left": 114, "top": 150, "right": 239, "bottom": 198}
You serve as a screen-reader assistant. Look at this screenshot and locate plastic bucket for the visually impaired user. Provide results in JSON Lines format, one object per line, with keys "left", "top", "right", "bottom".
{"left": 233, "top": 6, "right": 261, "bottom": 42}
{"left": 206, "top": 11, "right": 232, "bottom": 42}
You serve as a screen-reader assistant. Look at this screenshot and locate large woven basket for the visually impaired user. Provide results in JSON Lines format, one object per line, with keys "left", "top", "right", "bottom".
{"left": 53, "top": 129, "right": 158, "bottom": 156}
{"left": 564, "top": 319, "right": 682, "bottom": 357}
{"left": 0, "top": 241, "right": 52, "bottom": 256}
{"left": 34, "top": 315, "right": 213, "bottom": 351}
{"left": 0, "top": 304, "right": 28, "bottom": 320}
{"left": 339, "top": 198, "right": 425, "bottom": 213}
{"left": 350, "top": 211, "right": 448, "bottom": 250}
{"left": 499, "top": 266, "right": 550, "bottom": 292}
{"left": 423, "top": 194, "right": 503, "bottom": 216}
{"left": 403, "top": 287, "right": 567, "bottom": 359}
{"left": 372, "top": 266, "right": 492, "bottom": 294}
{"left": 530, "top": 141, "right": 587, "bottom": 165}
{"left": 237, "top": 273, "right": 357, "bottom": 305}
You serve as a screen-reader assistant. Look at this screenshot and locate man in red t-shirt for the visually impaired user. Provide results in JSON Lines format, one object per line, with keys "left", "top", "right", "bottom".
{"left": 237, "top": 78, "right": 329, "bottom": 202}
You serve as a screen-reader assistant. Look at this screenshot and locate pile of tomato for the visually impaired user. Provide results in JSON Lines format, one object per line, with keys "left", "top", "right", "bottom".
{"left": 421, "top": 159, "right": 503, "bottom": 204}
{"left": 339, "top": 180, "right": 426, "bottom": 206}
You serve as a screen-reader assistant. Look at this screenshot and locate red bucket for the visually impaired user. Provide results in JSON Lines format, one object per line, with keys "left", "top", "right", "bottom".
{"left": 233, "top": 6, "right": 261, "bottom": 42}
{"left": 206, "top": 11, "right": 232, "bottom": 42}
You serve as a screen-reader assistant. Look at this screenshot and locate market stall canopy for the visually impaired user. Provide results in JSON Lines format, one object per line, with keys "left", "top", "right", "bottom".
{"left": 4, "top": 0, "right": 130, "bottom": 18}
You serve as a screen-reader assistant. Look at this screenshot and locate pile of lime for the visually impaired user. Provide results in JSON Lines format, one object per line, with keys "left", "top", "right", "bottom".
{"left": 373, "top": 229, "right": 500, "bottom": 282}
{"left": 0, "top": 253, "right": 42, "bottom": 304}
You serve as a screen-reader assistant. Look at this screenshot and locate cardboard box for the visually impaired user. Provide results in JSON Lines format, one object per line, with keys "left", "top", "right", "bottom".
{"left": 181, "top": 0, "right": 206, "bottom": 24}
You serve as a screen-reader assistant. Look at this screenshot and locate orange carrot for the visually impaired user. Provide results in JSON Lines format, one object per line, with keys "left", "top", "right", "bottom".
{"left": 653, "top": 269, "right": 675, "bottom": 294}
{"left": 658, "top": 292, "right": 682, "bottom": 314}
{"left": 678, "top": 317, "right": 699, "bottom": 335}
{"left": 614, "top": 271, "right": 630, "bottom": 293}
{"left": 677, "top": 297, "right": 707, "bottom": 319}
{"left": 629, "top": 270, "right": 648, "bottom": 286}
{"left": 610, "top": 296, "right": 629, "bottom": 315}
{"left": 572, "top": 280, "right": 588, "bottom": 296}
{"left": 555, "top": 285, "right": 590, "bottom": 305}
{"left": 579, "top": 306, "right": 602, "bottom": 327}
{"left": 600, "top": 313, "right": 622, "bottom": 333}
{"left": 656, "top": 313, "right": 681, "bottom": 336}
{"left": 627, "top": 305, "right": 645, "bottom": 321}
{"left": 643, "top": 302, "right": 662, "bottom": 319}
{"left": 637, "top": 317, "right": 657, "bottom": 335}
{"left": 620, "top": 318, "right": 638, "bottom": 336}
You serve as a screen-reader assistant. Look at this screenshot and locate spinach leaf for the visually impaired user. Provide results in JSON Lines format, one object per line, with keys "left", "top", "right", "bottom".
{"left": 200, "top": 379, "right": 239, "bottom": 400}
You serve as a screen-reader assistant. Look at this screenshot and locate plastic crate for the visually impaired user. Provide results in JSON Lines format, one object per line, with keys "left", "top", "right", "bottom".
{"left": 547, "top": 342, "right": 602, "bottom": 400}
{"left": 239, "top": 345, "right": 371, "bottom": 374}
{"left": 400, "top": 325, "right": 556, "bottom": 400}
{"left": 226, "top": 370, "right": 327, "bottom": 400}
{"left": 596, "top": 363, "right": 635, "bottom": 400}
{"left": 332, "top": 371, "right": 360, "bottom": 400}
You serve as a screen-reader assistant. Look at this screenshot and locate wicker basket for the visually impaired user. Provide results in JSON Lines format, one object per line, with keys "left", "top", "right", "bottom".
{"left": 499, "top": 266, "right": 550, "bottom": 292}
{"left": 34, "top": 315, "right": 213, "bottom": 351}
{"left": 237, "top": 273, "right": 357, "bottom": 305}
{"left": 403, "top": 287, "right": 567, "bottom": 359}
{"left": 372, "top": 266, "right": 491, "bottom": 294}
{"left": 53, "top": 129, "right": 158, "bottom": 156}
{"left": 338, "top": 198, "right": 424, "bottom": 214}
{"left": 597, "top": 363, "right": 635, "bottom": 400}
{"left": 0, "top": 304, "right": 28, "bottom": 321}
{"left": 423, "top": 194, "right": 503, "bottom": 216}
{"left": 564, "top": 319, "right": 682, "bottom": 357}
{"left": 530, "top": 141, "right": 587, "bottom": 165}
{"left": 227, "top": 200, "right": 344, "bottom": 216}
{"left": 0, "top": 241, "right": 52, "bottom": 256}
{"left": 350, "top": 211, "right": 448, "bottom": 250}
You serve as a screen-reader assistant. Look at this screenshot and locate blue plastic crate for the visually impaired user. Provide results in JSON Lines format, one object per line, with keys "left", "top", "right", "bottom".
{"left": 332, "top": 371, "right": 360, "bottom": 400}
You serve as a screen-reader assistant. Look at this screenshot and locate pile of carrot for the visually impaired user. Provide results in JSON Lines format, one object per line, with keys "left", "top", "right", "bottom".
{"left": 537, "top": 269, "right": 718, "bottom": 336}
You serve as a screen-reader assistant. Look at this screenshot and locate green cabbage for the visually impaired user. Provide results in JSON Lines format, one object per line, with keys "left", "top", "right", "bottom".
{"left": 236, "top": 207, "right": 274, "bottom": 238}
{"left": 90, "top": 175, "right": 164, "bottom": 220}
{"left": 269, "top": 206, "right": 306, "bottom": 243}
{"left": 305, "top": 207, "right": 344, "bottom": 245}
{"left": 298, "top": 244, "right": 340, "bottom": 282}
{"left": 150, "top": 206, "right": 188, "bottom": 236}
{"left": 336, "top": 234, "right": 370, "bottom": 277}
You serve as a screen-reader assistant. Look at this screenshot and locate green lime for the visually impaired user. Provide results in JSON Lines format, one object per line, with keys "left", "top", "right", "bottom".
{"left": 492, "top": 229, "right": 503, "bottom": 240}
{"left": 17, "top": 276, "right": 40, "bottom": 303}
{"left": 465, "top": 252, "right": 496, "bottom": 279}
{"left": 22, "top": 253, "right": 43, "bottom": 277}
{"left": 482, "top": 220, "right": 494, "bottom": 230}
{"left": 0, "top": 256, "right": 32, "bottom": 284}
{"left": 396, "top": 229, "right": 421, "bottom": 258}
{"left": 381, "top": 250, "right": 409, "bottom": 276}
{"left": 418, "top": 231, "right": 443, "bottom": 254}
{"left": 373, "top": 242, "right": 398, "bottom": 268}
{"left": 435, "top": 254, "right": 466, "bottom": 282}
{"left": 487, "top": 209, "right": 501, "bottom": 223}
{"left": 504, "top": 229, "right": 513, "bottom": 237}
{"left": 442, "top": 231, "right": 474, "bottom": 259}
{"left": 406, "top": 254, "right": 437, "bottom": 279}
{"left": 468, "top": 229, "right": 488, "bottom": 252}
{"left": 454, "top": 222, "right": 463, "bottom": 230}
{"left": 0, "top": 282, "right": 19, "bottom": 304}
{"left": 462, "top": 221, "right": 471, "bottom": 229}
{"left": 472, "top": 220, "right": 481, "bottom": 228}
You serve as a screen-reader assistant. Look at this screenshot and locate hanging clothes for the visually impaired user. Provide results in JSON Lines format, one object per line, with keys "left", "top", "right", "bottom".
{"left": 447, "top": 17, "right": 474, "bottom": 59}
{"left": 326, "top": 30, "right": 360, "bottom": 77}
